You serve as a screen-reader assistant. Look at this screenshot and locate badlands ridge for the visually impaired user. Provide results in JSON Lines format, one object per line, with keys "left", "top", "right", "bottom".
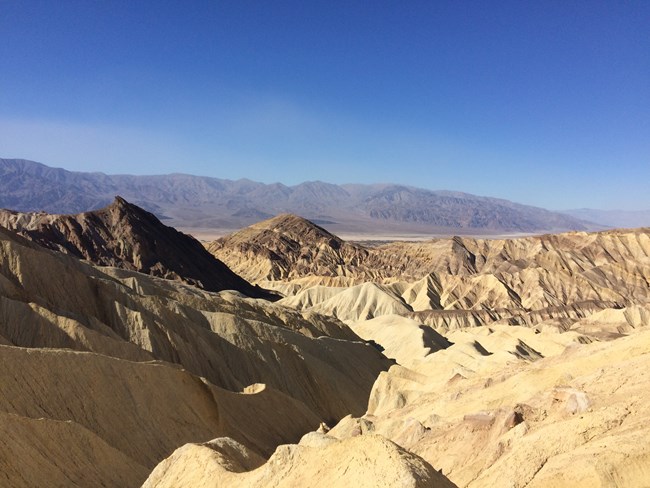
{"left": 1, "top": 199, "right": 649, "bottom": 487}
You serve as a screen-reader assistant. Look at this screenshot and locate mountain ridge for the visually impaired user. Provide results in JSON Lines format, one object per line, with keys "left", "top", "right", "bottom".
{"left": 2, "top": 190, "right": 650, "bottom": 487}
{"left": 0, "top": 196, "right": 275, "bottom": 299}
{"left": 0, "top": 223, "right": 396, "bottom": 485}
{"left": 0, "top": 157, "right": 594, "bottom": 234}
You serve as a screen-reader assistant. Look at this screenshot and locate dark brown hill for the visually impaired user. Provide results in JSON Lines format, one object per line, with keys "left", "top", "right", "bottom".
{"left": 0, "top": 196, "right": 274, "bottom": 299}
{"left": 206, "top": 213, "right": 372, "bottom": 281}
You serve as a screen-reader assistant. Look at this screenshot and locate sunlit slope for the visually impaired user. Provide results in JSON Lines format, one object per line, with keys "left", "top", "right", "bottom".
{"left": 0, "top": 226, "right": 391, "bottom": 486}
{"left": 143, "top": 434, "right": 456, "bottom": 488}
{"left": 326, "top": 324, "right": 650, "bottom": 487}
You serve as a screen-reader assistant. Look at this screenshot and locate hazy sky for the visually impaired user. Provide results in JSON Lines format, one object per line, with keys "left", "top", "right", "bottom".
{"left": 1, "top": 1, "right": 648, "bottom": 210}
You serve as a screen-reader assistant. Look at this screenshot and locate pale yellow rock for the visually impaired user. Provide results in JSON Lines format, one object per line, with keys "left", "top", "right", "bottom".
{"left": 0, "top": 226, "right": 391, "bottom": 424}
{"left": 215, "top": 222, "right": 650, "bottom": 335}
{"left": 281, "top": 281, "right": 413, "bottom": 323}
{"left": 4, "top": 213, "right": 650, "bottom": 488}
{"left": 350, "top": 314, "right": 450, "bottom": 367}
{"left": 143, "top": 434, "right": 457, "bottom": 488}
{"left": 335, "top": 326, "right": 650, "bottom": 488}
{"left": 0, "top": 344, "right": 323, "bottom": 484}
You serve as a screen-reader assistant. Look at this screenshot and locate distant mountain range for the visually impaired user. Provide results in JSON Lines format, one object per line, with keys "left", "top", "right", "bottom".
{"left": 562, "top": 208, "right": 650, "bottom": 229}
{"left": 0, "top": 158, "right": 605, "bottom": 235}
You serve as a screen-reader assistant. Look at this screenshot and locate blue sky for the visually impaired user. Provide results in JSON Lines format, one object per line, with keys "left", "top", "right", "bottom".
{"left": 1, "top": 1, "right": 648, "bottom": 210}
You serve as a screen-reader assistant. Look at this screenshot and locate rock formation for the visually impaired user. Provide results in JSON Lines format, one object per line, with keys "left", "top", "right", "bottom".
{"left": 206, "top": 213, "right": 370, "bottom": 281}
{"left": 328, "top": 323, "right": 650, "bottom": 487}
{"left": 3, "top": 207, "right": 650, "bottom": 487}
{"left": 210, "top": 218, "right": 650, "bottom": 336}
{"left": 0, "top": 225, "right": 393, "bottom": 486}
{"left": 0, "top": 196, "right": 274, "bottom": 298}
{"left": 199, "top": 214, "right": 650, "bottom": 486}
{"left": 143, "top": 434, "right": 456, "bottom": 488}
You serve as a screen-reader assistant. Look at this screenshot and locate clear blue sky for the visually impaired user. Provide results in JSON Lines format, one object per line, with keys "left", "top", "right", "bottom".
{"left": 1, "top": 1, "right": 648, "bottom": 210}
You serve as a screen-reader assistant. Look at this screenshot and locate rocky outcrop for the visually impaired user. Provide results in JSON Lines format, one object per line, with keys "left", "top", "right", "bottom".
{"left": 335, "top": 324, "right": 650, "bottom": 487}
{"left": 143, "top": 434, "right": 456, "bottom": 488}
{"left": 206, "top": 213, "right": 371, "bottom": 282}
{"left": 0, "top": 196, "right": 275, "bottom": 298}
{"left": 0, "top": 346, "right": 319, "bottom": 487}
{"left": 3, "top": 201, "right": 650, "bottom": 488}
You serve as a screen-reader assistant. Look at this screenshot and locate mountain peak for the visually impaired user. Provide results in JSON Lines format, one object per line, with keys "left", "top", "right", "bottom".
{"left": 258, "top": 213, "right": 338, "bottom": 240}
{"left": 0, "top": 199, "right": 275, "bottom": 299}
{"left": 112, "top": 195, "right": 129, "bottom": 207}
{"left": 207, "top": 213, "right": 368, "bottom": 281}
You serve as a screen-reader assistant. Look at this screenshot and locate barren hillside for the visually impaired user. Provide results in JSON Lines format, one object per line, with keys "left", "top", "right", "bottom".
{"left": 0, "top": 225, "right": 396, "bottom": 486}
{"left": 0, "top": 196, "right": 274, "bottom": 298}
{"left": 3, "top": 209, "right": 649, "bottom": 487}
{"left": 210, "top": 217, "right": 650, "bottom": 330}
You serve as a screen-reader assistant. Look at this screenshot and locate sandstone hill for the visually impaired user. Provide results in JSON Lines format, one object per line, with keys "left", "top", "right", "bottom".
{"left": 0, "top": 196, "right": 274, "bottom": 299}
{"left": 141, "top": 299, "right": 650, "bottom": 487}
{"left": 0, "top": 158, "right": 593, "bottom": 233}
{"left": 143, "top": 434, "right": 456, "bottom": 488}
{"left": 0, "top": 225, "right": 396, "bottom": 486}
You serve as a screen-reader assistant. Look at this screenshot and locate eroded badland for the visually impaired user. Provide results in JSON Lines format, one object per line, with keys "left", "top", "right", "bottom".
{"left": 1, "top": 200, "right": 649, "bottom": 487}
